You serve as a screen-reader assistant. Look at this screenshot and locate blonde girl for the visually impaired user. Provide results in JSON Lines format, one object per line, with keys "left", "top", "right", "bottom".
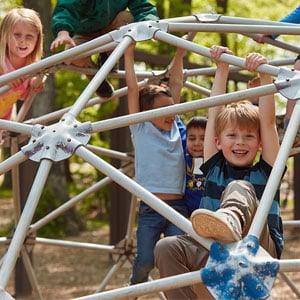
{"left": 0, "top": 7, "right": 43, "bottom": 144}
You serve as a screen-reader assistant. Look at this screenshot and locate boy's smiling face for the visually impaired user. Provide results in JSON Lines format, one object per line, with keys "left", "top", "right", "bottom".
{"left": 216, "top": 122, "right": 261, "bottom": 167}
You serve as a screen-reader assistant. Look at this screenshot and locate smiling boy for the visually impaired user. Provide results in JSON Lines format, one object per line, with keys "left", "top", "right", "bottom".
{"left": 154, "top": 46, "right": 284, "bottom": 299}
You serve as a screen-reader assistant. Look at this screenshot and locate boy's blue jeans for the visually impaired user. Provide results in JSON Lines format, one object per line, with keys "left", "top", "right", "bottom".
{"left": 130, "top": 199, "right": 188, "bottom": 285}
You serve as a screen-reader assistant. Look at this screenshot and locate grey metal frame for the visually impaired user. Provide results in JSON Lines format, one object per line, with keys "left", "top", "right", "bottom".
{"left": 0, "top": 14, "right": 300, "bottom": 299}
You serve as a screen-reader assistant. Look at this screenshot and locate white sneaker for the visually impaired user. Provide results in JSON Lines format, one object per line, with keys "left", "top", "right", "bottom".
{"left": 191, "top": 208, "right": 242, "bottom": 244}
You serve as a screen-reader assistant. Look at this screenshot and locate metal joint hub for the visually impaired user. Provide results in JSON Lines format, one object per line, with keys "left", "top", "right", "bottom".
{"left": 21, "top": 117, "right": 92, "bottom": 162}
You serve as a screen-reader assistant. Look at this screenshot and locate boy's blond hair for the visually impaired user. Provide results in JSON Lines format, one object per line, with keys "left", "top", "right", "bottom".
{"left": 215, "top": 101, "right": 260, "bottom": 137}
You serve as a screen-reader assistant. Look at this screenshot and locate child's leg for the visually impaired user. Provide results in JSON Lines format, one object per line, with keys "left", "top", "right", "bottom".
{"left": 130, "top": 203, "right": 163, "bottom": 285}
{"left": 104, "top": 11, "right": 134, "bottom": 34}
{"left": 64, "top": 34, "right": 94, "bottom": 68}
{"left": 154, "top": 235, "right": 212, "bottom": 300}
{"left": 164, "top": 200, "right": 189, "bottom": 236}
{"left": 191, "top": 180, "right": 255, "bottom": 244}
{"left": 66, "top": 32, "right": 114, "bottom": 98}
{"left": 191, "top": 180, "right": 277, "bottom": 257}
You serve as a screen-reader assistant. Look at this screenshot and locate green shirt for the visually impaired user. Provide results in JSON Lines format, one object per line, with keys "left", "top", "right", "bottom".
{"left": 52, "top": 0, "right": 158, "bottom": 37}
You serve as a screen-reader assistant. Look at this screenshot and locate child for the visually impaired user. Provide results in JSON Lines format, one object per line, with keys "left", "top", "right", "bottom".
{"left": 161, "top": 35, "right": 207, "bottom": 217}
{"left": 124, "top": 42, "right": 189, "bottom": 286}
{"left": 50, "top": 0, "right": 158, "bottom": 98}
{"left": 161, "top": 36, "right": 207, "bottom": 217}
{"left": 183, "top": 116, "right": 207, "bottom": 216}
{"left": 154, "top": 46, "right": 284, "bottom": 299}
{"left": 0, "top": 7, "right": 44, "bottom": 145}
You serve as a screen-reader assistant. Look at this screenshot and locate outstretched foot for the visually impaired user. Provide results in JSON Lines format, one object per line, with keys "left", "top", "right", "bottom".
{"left": 191, "top": 208, "right": 242, "bottom": 244}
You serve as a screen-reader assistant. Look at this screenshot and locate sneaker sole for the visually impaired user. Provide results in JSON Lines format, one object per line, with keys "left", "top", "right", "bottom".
{"left": 191, "top": 210, "right": 241, "bottom": 244}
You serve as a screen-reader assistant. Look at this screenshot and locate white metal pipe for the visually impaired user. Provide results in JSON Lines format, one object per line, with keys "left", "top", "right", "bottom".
{"left": 280, "top": 259, "right": 300, "bottom": 272}
{"left": 154, "top": 31, "right": 280, "bottom": 76}
{"left": 0, "top": 34, "right": 113, "bottom": 86}
{"left": 0, "top": 159, "right": 52, "bottom": 288}
{"left": 249, "top": 101, "right": 300, "bottom": 239}
{"left": 167, "top": 23, "right": 300, "bottom": 36}
{"left": 29, "top": 165, "right": 132, "bottom": 232}
{"left": 74, "top": 257, "right": 300, "bottom": 300}
{"left": 35, "top": 238, "right": 117, "bottom": 253}
{"left": 24, "top": 80, "right": 148, "bottom": 126}
{"left": 0, "top": 151, "right": 28, "bottom": 175}
{"left": 76, "top": 146, "right": 213, "bottom": 250}
{"left": 92, "top": 83, "right": 279, "bottom": 133}
{"left": 283, "top": 220, "right": 300, "bottom": 227}
{"left": 85, "top": 145, "right": 134, "bottom": 162}
{"left": 0, "top": 119, "right": 33, "bottom": 134}
{"left": 279, "top": 272, "right": 300, "bottom": 298}
{"left": 76, "top": 270, "right": 203, "bottom": 300}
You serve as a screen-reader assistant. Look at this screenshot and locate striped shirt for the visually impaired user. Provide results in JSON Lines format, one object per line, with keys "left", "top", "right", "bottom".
{"left": 200, "top": 151, "right": 284, "bottom": 258}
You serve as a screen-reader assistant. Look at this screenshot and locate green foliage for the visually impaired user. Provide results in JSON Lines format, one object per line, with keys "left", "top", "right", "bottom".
{"left": 68, "top": 158, "right": 110, "bottom": 226}
{"left": 33, "top": 187, "right": 68, "bottom": 238}
{"left": 0, "top": 187, "right": 13, "bottom": 198}
{"left": 0, "top": 1, "right": 18, "bottom": 18}
{"left": 55, "top": 70, "right": 87, "bottom": 109}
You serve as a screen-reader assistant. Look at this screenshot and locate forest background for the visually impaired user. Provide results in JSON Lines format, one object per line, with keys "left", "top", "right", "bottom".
{"left": 0, "top": 0, "right": 299, "bottom": 298}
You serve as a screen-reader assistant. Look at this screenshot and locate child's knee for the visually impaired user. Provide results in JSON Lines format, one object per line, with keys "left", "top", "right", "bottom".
{"left": 154, "top": 237, "right": 174, "bottom": 266}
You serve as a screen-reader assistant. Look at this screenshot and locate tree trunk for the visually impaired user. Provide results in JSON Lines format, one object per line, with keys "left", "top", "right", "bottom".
{"left": 109, "top": 57, "right": 132, "bottom": 245}
{"left": 216, "top": 0, "right": 228, "bottom": 46}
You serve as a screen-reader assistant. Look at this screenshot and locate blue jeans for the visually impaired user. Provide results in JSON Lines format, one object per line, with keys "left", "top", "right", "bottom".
{"left": 130, "top": 199, "right": 188, "bottom": 284}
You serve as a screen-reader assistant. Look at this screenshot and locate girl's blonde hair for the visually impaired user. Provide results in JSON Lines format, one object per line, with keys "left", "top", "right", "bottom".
{"left": 215, "top": 100, "right": 260, "bottom": 137}
{"left": 0, "top": 8, "right": 43, "bottom": 73}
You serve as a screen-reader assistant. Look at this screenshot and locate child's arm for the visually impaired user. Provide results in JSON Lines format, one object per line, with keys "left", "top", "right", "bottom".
{"left": 30, "top": 76, "right": 45, "bottom": 94}
{"left": 204, "top": 45, "right": 232, "bottom": 162}
{"left": 124, "top": 43, "right": 140, "bottom": 114}
{"left": 7, "top": 77, "right": 26, "bottom": 89}
{"left": 245, "top": 53, "right": 279, "bottom": 166}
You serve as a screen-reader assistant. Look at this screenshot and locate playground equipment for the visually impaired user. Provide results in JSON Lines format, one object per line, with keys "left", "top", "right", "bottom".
{"left": 0, "top": 13, "right": 300, "bottom": 299}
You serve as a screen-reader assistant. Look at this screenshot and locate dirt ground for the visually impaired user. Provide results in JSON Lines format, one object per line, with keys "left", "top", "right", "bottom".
{"left": 0, "top": 197, "right": 299, "bottom": 300}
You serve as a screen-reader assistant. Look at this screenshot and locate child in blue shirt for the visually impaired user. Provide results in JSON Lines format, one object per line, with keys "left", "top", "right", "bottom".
{"left": 125, "top": 42, "right": 189, "bottom": 285}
